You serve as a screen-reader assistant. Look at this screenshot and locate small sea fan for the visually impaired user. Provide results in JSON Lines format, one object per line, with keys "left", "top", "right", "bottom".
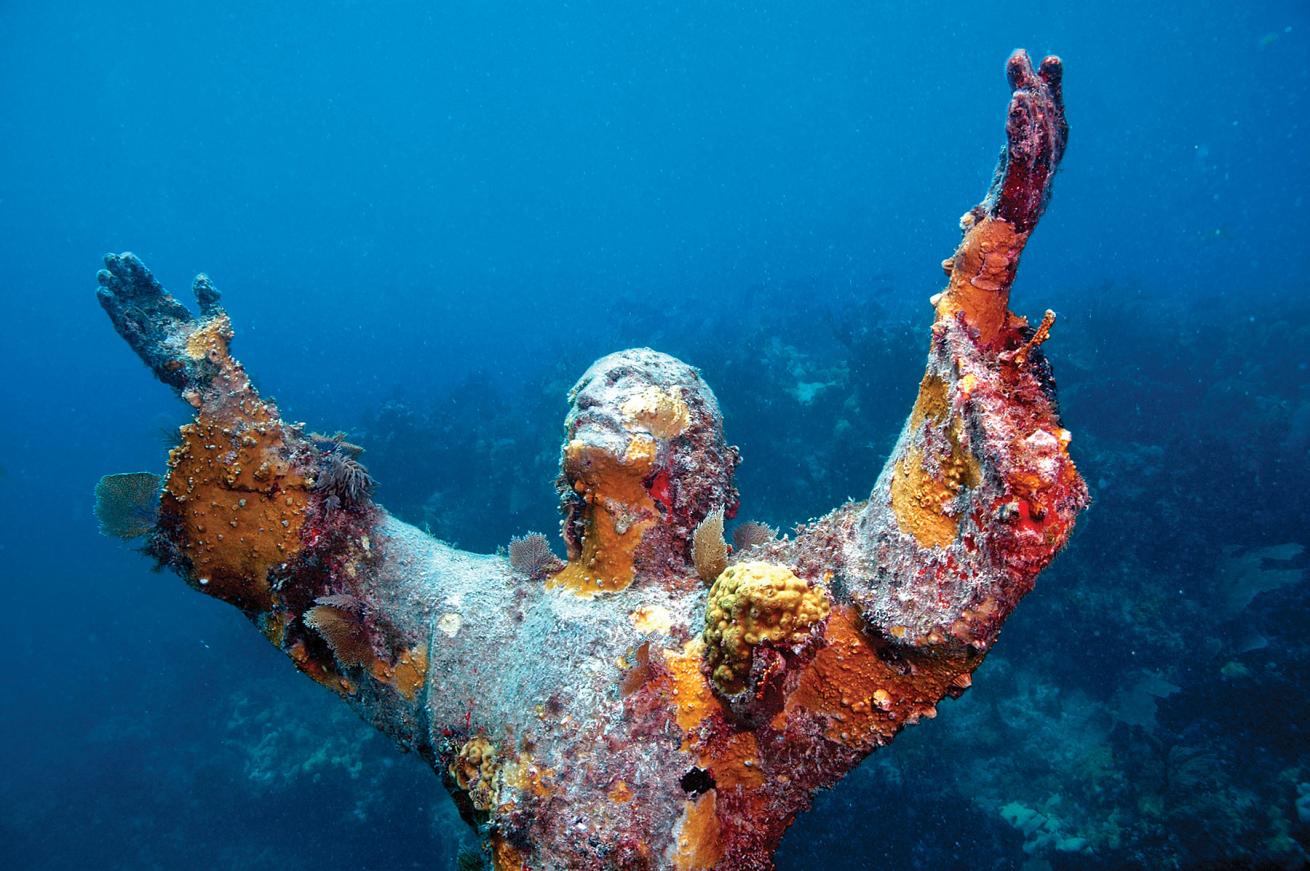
{"left": 304, "top": 597, "right": 372, "bottom": 668}
{"left": 310, "top": 432, "right": 365, "bottom": 458}
{"left": 509, "top": 532, "right": 561, "bottom": 579}
{"left": 732, "top": 521, "right": 778, "bottom": 552}
{"left": 693, "top": 507, "right": 728, "bottom": 583}
{"left": 314, "top": 593, "right": 363, "bottom": 611}
{"left": 314, "top": 448, "right": 375, "bottom": 505}
{"left": 94, "top": 472, "right": 162, "bottom": 539}
{"left": 456, "top": 850, "right": 488, "bottom": 871}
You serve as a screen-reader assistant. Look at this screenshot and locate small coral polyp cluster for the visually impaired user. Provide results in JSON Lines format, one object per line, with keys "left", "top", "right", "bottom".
{"left": 704, "top": 561, "right": 831, "bottom": 693}
{"left": 97, "top": 50, "right": 1083, "bottom": 869}
{"left": 450, "top": 736, "right": 500, "bottom": 813}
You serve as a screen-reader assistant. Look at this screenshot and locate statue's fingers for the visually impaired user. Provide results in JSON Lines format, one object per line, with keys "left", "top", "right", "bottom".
{"left": 1039, "top": 56, "right": 1064, "bottom": 111}
{"left": 1039, "top": 55, "right": 1063, "bottom": 90}
{"left": 97, "top": 252, "right": 193, "bottom": 323}
{"left": 1039, "top": 56, "right": 1069, "bottom": 148}
{"left": 192, "top": 273, "right": 224, "bottom": 317}
{"left": 96, "top": 252, "right": 196, "bottom": 389}
{"left": 1002, "top": 56, "right": 1067, "bottom": 179}
{"left": 1006, "top": 49, "right": 1037, "bottom": 92}
{"left": 99, "top": 252, "right": 159, "bottom": 300}
{"left": 1006, "top": 90, "right": 1039, "bottom": 165}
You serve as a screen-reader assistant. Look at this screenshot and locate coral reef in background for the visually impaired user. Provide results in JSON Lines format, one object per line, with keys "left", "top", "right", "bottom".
{"left": 95, "top": 51, "right": 1086, "bottom": 869}
{"left": 763, "top": 276, "right": 1310, "bottom": 868}
{"left": 4, "top": 661, "right": 476, "bottom": 869}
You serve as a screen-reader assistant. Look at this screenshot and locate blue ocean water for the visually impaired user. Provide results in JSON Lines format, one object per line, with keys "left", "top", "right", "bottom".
{"left": 2, "top": 1, "right": 1308, "bottom": 868}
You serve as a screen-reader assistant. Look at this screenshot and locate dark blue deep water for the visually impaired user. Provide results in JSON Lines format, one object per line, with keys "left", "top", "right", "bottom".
{"left": 4, "top": 1, "right": 1309, "bottom": 868}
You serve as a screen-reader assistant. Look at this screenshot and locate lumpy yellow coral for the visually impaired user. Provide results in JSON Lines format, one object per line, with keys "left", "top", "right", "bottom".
{"left": 450, "top": 736, "right": 500, "bottom": 812}
{"left": 703, "top": 561, "right": 831, "bottom": 693}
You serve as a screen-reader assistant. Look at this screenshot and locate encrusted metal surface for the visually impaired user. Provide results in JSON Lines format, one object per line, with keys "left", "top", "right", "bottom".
{"left": 96, "top": 50, "right": 1085, "bottom": 870}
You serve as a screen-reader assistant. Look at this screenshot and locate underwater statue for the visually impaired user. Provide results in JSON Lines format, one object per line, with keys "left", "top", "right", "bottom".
{"left": 96, "top": 50, "right": 1084, "bottom": 870}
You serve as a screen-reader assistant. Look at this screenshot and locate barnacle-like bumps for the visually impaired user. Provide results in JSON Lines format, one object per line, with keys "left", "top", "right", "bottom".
{"left": 95, "top": 51, "right": 1085, "bottom": 870}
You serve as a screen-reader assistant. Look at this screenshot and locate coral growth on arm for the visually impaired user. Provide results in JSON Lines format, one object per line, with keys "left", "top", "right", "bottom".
{"left": 96, "top": 49, "right": 1085, "bottom": 870}
{"left": 97, "top": 254, "right": 438, "bottom": 739}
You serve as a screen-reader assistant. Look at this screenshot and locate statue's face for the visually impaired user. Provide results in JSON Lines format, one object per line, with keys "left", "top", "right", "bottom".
{"left": 555, "top": 348, "right": 739, "bottom": 581}
{"left": 566, "top": 355, "right": 691, "bottom": 481}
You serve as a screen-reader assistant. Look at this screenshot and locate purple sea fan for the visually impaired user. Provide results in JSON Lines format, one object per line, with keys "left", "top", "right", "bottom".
{"left": 733, "top": 521, "right": 778, "bottom": 552}
{"left": 313, "top": 446, "right": 375, "bottom": 505}
{"left": 509, "top": 532, "right": 562, "bottom": 580}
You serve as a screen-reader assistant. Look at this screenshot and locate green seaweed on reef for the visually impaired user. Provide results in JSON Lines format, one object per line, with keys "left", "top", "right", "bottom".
{"left": 94, "top": 472, "right": 161, "bottom": 539}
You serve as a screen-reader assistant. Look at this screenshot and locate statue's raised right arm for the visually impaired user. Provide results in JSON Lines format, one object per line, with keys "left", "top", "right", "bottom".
{"left": 786, "top": 49, "right": 1083, "bottom": 655}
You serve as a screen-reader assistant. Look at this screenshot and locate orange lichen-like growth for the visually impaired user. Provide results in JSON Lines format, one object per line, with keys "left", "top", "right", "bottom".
{"left": 365, "top": 645, "right": 430, "bottom": 701}
{"left": 779, "top": 607, "right": 977, "bottom": 747}
{"left": 654, "top": 644, "right": 757, "bottom": 870}
{"left": 388, "top": 645, "right": 429, "bottom": 701}
{"left": 608, "top": 780, "right": 634, "bottom": 803}
{"left": 491, "top": 833, "right": 528, "bottom": 871}
{"left": 550, "top": 435, "right": 657, "bottom": 595}
{"left": 674, "top": 791, "right": 723, "bottom": 871}
{"left": 910, "top": 373, "right": 950, "bottom": 429}
{"left": 936, "top": 217, "right": 1028, "bottom": 347}
{"left": 892, "top": 444, "right": 963, "bottom": 549}
{"left": 288, "top": 638, "right": 355, "bottom": 697}
{"left": 159, "top": 317, "right": 310, "bottom": 611}
{"left": 659, "top": 640, "right": 771, "bottom": 813}
{"left": 891, "top": 374, "right": 982, "bottom": 549}
{"left": 662, "top": 639, "right": 723, "bottom": 735}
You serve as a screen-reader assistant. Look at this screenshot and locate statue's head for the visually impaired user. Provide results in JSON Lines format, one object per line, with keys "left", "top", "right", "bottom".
{"left": 553, "top": 348, "right": 739, "bottom": 594}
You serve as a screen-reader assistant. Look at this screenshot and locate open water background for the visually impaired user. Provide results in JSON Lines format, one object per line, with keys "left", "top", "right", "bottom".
{"left": 2, "top": 1, "right": 1308, "bottom": 868}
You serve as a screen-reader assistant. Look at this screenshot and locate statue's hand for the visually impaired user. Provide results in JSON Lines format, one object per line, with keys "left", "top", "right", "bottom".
{"left": 987, "top": 50, "right": 1067, "bottom": 232}
{"left": 97, "top": 252, "right": 224, "bottom": 391}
